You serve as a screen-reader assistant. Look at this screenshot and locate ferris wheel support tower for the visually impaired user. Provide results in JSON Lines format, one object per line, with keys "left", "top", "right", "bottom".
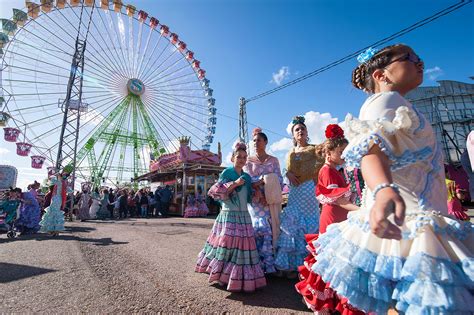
{"left": 55, "top": 4, "right": 94, "bottom": 220}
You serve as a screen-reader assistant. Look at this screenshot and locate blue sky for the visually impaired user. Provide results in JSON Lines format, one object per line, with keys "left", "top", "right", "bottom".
{"left": 0, "top": 0, "right": 473, "bottom": 188}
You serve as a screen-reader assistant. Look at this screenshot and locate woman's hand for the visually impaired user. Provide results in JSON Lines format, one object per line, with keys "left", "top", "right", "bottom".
{"left": 286, "top": 171, "right": 300, "bottom": 186}
{"left": 369, "top": 188, "right": 406, "bottom": 240}
{"left": 234, "top": 177, "right": 246, "bottom": 187}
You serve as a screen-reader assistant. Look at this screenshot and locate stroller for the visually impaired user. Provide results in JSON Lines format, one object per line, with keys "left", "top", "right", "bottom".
{"left": 0, "top": 198, "right": 20, "bottom": 239}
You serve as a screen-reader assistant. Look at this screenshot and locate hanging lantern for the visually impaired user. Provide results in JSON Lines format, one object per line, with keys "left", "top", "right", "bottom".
{"left": 40, "top": 0, "right": 53, "bottom": 13}
{"left": 0, "top": 112, "right": 11, "bottom": 126}
{"left": 4, "top": 127, "right": 20, "bottom": 142}
{"left": 208, "top": 116, "right": 217, "bottom": 124}
{"left": 185, "top": 50, "right": 194, "bottom": 61}
{"left": 207, "top": 98, "right": 215, "bottom": 107}
{"left": 126, "top": 5, "right": 136, "bottom": 17}
{"left": 208, "top": 107, "right": 216, "bottom": 115}
{"left": 201, "top": 78, "right": 210, "bottom": 88}
{"left": 56, "top": 0, "right": 66, "bottom": 9}
{"left": 0, "top": 19, "right": 17, "bottom": 36}
{"left": 170, "top": 33, "right": 178, "bottom": 45}
{"left": 25, "top": 2, "right": 40, "bottom": 19}
{"left": 138, "top": 10, "right": 149, "bottom": 23}
{"left": 160, "top": 25, "right": 169, "bottom": 36}
{"left": 12, "top": 9, "right": 27, "bottom": 27}
{"left": 149, "top": 17, "right": 159, "bottom": 28}
{"left": 85, "top": 0, "right": 95, "bottom": 7}
{"left": 207, "top": 126, "right": 216, "bottom": 134}
{"left": 0, "top": 32, "right": 9, "bottom": 49}
{"left": 47, "top": 166, "right": 56, "bottom": 177}
{"left": 198, "top": 69, "right": 206, "bottom": 80}
{"left": 100, "top": 0, "right": 109, "bottom": 10}
{"left": 177, "top": 41, "right": 187, "bottom": 52}
{"left": 70, "top": 0, "right": 81, "bottom": 7}
{"left": 114, "top": 0, "right": 123, "bottom": 12}
{"left": 16, "top": 142, "right": 32, "bottom": 156}
{"left": 192, "top": 59, "right": 200, "bottom": 69}
{"left": 31, "top": 155, "right": 46, "bottom": 169}
{"left": 205, "top": 88, "right": 213, "bottom": 97}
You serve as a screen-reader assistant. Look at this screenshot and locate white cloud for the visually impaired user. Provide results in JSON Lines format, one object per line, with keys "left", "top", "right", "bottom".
{"left": 0, "top": 148, "right": 10, "bottom": 155}
{"left": 222, "top": 151, "right": 232, "bottom": 167}
{"left": 269, "top": 66, "right": 290, "bottom": 86}
{"left": 269, "top": 137, "right": 293, "bottom": 153}
{"left": 425, "top": 66, "right": 444, "bottom": 81}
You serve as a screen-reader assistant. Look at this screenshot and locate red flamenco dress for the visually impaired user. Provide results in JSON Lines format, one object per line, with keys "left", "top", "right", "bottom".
{"left": 295, "top": 164, "right": 365, "bottom": 315}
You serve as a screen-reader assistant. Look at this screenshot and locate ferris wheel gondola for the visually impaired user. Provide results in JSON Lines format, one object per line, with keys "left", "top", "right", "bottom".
{"left": 0, "top": 0, "right": 217, "bottom": 187}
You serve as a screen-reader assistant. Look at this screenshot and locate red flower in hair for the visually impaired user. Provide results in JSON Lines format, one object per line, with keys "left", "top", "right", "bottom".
{"left": 325, "top": 124, "right": 344, "bottom": 139}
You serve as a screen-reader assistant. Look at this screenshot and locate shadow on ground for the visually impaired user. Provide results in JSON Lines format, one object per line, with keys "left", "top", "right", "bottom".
{"left": 0, "top": 262, "right": 56, "bottom": 283}
{"left": 212, "top": 276, "right": 308, "bottom": 312}
{"left": 0, "top": 231, "right": 128, "bottom": 246}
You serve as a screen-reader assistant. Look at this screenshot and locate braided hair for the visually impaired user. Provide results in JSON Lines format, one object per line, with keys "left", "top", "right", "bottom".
{"left": 351, "top": 44, "right": 408, "bottom": 93}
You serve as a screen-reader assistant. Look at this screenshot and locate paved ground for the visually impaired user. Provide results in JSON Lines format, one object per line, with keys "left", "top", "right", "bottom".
{"left": 1, "top": 206, "right": 473, "bottom": 314}
{"left": 0, "top": 217, "right": 309, "bottom": 314}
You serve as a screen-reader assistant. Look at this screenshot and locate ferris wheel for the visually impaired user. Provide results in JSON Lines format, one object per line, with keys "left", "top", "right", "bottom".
{"left": 0, "top": 0, "right": 216, "bottom": 187}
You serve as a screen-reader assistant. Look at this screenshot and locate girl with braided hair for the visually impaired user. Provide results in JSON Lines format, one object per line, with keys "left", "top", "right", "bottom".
{"left": 296, "top": 124, "right": 363, "bottom": 314}
{"left": 304, "top": 44, "right": 473, "bottom": 314}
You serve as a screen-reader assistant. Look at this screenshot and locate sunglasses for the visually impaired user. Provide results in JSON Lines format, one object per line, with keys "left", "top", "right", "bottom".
{"left": 388, "top": 52, "right": 423, "bottom": 66}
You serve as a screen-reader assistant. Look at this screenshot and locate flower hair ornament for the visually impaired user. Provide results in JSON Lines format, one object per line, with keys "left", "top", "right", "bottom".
{"left": 252, "top": 127, "right": 263, "bottom": 137}
{"left": 325, "top": 124, "right": 345, "bottom": 139}
{"left": 233, "top": 141, "right": 247, "bottom": 152}
{"left": 291, "top": 115, "right": 305, "bottom": 125}
{"left": 357, "top": 47, "right": 379, "bottom": 64}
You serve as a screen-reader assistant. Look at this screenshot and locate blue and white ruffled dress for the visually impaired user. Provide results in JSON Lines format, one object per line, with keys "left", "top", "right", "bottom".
{"left": 311, "top": 92, "right": 473, "bottom": 314}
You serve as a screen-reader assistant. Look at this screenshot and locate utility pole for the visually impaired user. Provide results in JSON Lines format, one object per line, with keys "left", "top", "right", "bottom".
{"left": 238, "top": 97, "right": 248, "bottom": 147}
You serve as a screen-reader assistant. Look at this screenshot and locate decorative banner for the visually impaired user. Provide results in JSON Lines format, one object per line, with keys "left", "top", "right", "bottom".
{"left": 0, "top": 165, "right": 17, "bottom": 189}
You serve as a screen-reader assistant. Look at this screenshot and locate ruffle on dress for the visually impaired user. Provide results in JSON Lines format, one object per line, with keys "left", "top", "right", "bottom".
{"left": 311, "top": 210, "right": 474, "bottom": 314}
{"left": 40, "top": 194, "right": 65, "bottom": 233}
{"left": 195, "top": 209, "right": 266, "bottom": 292}
{"left": 295, "top": 234, "right": 365, "bottom": 315}
{"left": 275, "top": 180, "right": 319, "bottom": 271}
{"left": 342, "top": 106, "right": 432, "bottom": 171}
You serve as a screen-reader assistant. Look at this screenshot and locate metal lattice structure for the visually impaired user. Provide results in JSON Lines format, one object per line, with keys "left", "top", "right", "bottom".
{"left": 406, "top": 79, "right": 474, "bottom": 164}
{"left": 238, "top": 96, "right": 248, "bottom": 147}
{"left": 0, "top": 0, "right": 217, "bottom": 188}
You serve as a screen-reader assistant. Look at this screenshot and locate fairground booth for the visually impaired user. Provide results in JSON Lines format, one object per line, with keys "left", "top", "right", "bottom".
{"left": 136, "top": 137, "right": 224, "bottom": 216}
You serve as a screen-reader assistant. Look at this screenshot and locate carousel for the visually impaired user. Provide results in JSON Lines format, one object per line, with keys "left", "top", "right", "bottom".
{"left": 136, "top": 136, "right": 224, "bottom": 216}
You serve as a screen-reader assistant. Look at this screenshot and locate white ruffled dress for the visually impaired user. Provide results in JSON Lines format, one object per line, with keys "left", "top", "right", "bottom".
{"left": 311, "top": 92, "right": 473, "bottom": 314}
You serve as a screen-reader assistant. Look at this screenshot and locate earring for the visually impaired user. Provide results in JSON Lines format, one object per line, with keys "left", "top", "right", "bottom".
{"left": 383, "top": 80, "right": 388, "bottom": 86}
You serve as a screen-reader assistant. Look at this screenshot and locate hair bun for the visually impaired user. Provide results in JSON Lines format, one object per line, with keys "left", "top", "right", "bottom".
{"left": 325, "top": 124, "right": 345, "bottom": 139}
{"left": 233, "top": 141, "right": 247, "bottom": 152}
{"left": 291, "top": 115, "right": 305, "bottom": 125}
{"left": 252, "top": 127, "right": 263, "bottom": 137}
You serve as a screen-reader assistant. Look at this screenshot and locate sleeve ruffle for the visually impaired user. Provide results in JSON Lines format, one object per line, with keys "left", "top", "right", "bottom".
{"left": 342, "top": 106, "right": 432, "bottom": 171}
{"left": 316, "top": 184, "right": 352, "bottom": 205}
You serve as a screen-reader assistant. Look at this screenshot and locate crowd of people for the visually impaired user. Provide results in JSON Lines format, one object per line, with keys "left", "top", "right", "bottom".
{"left": 73, "top": 185, "right": 174, "bottom": 221}
{"left": 194, "top": 44, "right": 473, "bottom": 315}
{"left": 0, "top": 174, "right": 175, "bottom": 237}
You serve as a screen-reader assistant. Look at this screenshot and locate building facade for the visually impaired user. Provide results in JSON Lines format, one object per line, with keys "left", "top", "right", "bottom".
{"left": 406, "top": 79, "right": 474, "bottom": 164}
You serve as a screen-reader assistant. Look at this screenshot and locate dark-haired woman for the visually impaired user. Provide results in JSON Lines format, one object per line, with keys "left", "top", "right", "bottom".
{"left": 274, "top": 116, "right": 324, "bottom": 277}
{"left": 244, "top": 127, "right": 283, "bottom": 274}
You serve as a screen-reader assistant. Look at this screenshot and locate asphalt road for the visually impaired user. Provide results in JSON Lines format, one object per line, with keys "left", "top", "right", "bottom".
{"left": 0, "top": 217, "right": 310, "bottom": 314}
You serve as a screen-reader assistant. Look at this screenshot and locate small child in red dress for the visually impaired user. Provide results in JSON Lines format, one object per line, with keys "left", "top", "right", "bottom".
{"left": 295, "top": 124, "right": 363, "bottom": 315}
